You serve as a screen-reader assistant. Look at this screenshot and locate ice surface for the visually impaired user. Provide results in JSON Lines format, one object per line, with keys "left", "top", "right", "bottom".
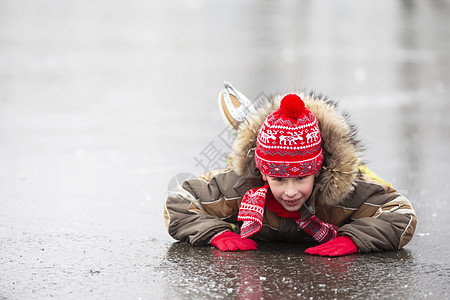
{"left": 1, "top": 0, "right": 449, "bottom": 299}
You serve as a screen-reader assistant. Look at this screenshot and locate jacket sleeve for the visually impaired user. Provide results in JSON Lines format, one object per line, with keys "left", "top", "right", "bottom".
{"left": 337, "top": 180, "right": 417, "bottom": 253}
{"left": 164, "top": 169, "right": 242, "bottom": 246}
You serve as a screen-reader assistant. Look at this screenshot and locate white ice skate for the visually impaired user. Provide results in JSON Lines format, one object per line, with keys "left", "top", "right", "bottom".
{"left": 218, "top": 82, "right": 256, "bottom": 129}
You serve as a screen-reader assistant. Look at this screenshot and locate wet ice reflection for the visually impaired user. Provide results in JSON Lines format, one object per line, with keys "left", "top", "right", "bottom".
{"left": 161, "top": 243, "right": 448, "bottom": 299}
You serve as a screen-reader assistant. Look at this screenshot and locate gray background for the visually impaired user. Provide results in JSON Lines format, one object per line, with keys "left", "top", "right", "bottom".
{"left": 1, "top": 0, "right": 449, "bottom": 299}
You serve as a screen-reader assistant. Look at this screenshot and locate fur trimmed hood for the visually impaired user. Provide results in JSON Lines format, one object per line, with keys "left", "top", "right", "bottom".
{"left": 231, "top": 91, "right": 364, "bottom": 206}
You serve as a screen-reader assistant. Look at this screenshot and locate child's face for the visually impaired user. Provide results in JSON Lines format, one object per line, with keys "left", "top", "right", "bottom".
{"left": 262, "top": 173, "right": 316, "bottom": 212}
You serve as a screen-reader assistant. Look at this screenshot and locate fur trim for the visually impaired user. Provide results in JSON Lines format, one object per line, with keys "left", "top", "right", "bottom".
{"left": 231, "top": 91, "right": 363, "bottom": 206}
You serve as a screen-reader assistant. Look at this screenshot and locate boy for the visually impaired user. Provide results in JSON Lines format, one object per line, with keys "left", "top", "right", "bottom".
{"left": 164, "top": 88, "right": 416, "bottom": 256}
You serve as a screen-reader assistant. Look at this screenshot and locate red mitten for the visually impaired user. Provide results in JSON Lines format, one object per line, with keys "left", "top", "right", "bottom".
{"left": 211, "top": 231, "right": 258, "bottom": 252}
{"left": 305, "top": 236, "right": 358, "bottom": 257}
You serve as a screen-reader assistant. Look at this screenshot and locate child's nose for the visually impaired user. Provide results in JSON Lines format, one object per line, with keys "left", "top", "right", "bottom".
{"left": 284, "top": 184, "right": 298, "bottom": 197}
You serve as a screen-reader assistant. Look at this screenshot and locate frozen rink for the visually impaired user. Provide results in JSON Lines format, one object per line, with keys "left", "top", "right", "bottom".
{"left": 1, "top": 0, "right": 449, "bottom": 298}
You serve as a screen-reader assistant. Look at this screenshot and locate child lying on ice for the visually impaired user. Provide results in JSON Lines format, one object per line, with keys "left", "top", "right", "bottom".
{"left": 164, "top": 85, "right": 416, "bottom": 256}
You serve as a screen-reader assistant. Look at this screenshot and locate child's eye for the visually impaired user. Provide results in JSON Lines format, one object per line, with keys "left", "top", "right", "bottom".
{"left": 274, "top": 178, "right": 284, "bottom": 182}
{"left": 296, "top": 177, "right": 305, "bottom": 181}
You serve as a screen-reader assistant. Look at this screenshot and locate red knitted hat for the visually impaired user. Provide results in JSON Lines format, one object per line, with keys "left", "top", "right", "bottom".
{"left": 255, "top": 94, "right": 323, "bottom": 178}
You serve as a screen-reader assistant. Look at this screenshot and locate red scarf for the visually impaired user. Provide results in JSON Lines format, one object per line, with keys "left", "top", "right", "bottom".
{"left": 238, "top": 185, "right": 338, "bottom": 243}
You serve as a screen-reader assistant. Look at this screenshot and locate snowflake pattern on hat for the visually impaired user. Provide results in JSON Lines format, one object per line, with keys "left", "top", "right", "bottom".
{"left": 267, "top": 163, "right": 290, "bottom": 176}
